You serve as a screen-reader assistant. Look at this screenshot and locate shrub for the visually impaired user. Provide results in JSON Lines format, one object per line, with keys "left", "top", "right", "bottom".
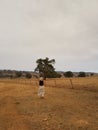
{"left": 64, "top": 71, "right": 73, "bottom": 77}
{"left": 26, "top": 72, "right": 32, "bottom": 79}
{"left": 15, "top": 71, "right": 22, "bottom": 78}
{"left": 78, "top": 72, "right": 86, "bottom": 77}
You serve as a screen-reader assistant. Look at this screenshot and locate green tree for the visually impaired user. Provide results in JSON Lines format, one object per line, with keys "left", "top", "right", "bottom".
{"left": 15, "top": 71, "right": 22, "bottom": 78}
{"left": 78, "top": 72, "right": 86, "bottom": 77}
{"left": 0, "top": 70, "right": 3, "bottom": 78}
{"left": 26, "top": 72, "right": 32, "bottom": 79}
{"left": 35, "top": 57, "right": 59, "bottom": 78}
{"left": 64, "top": 71, "right": 73, "bottom": 77}
{"left": 90, "top": 73, "right": 94, "bottom": 76}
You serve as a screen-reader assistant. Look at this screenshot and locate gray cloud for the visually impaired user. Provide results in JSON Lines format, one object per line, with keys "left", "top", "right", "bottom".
{"left": 0, "top": 0, "right": 98, "bottom": 72}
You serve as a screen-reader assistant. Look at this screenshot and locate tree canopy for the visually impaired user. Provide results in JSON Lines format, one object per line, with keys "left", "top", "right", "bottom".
{"left": 64, "top": 71, "right": 73, "bottom": 77}
{"left": 78, "top": 72, "right": 86, "bottom": 77}
{"left": 35, "top": 57, "right": 61, "bottom": 78}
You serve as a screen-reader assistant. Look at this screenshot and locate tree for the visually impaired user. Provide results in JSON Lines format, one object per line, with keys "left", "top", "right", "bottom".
{"left": 64, "top": 71, "right": 73, "bottom": 77}
{"left": 25, "top": 72, "right": 32, "bottom": 79}
{"left": 90, "top": 73, "right": 94, "bottom": 76}
{"left": 35, "top": 57, "right": 59, "bottom": 78}
{"left": 0, "top": 70, "right": 3, "bottom": 78}
{"left": 15, "top": 71, "right": 22, "bottom": 78}
{"left": 78, "top": 72, "right": 86, "bottom": 77}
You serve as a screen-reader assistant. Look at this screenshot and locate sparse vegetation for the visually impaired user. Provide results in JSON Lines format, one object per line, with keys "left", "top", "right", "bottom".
{"left": 90, "top": 73, "right": 94, "bottom": 76}
{"left": 0, "top": 77, "right": 98, "bottom": 130}
{"left": 64, "top": 71, "right": 73, "bottom": 77}
{"left": 15, "top": 71, "right": 22, "bottom": 78}
{"left": 0, "top": 69, "right": 97, "bottom": 79}
{"left": 25, "top": 72, "right": 32, "bottom": 79}
{"left": 78, "top": 71, "right": 86, "bottom": 77}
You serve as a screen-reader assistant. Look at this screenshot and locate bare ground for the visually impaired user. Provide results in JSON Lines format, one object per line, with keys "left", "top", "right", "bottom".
{"left": 0, "top": 78, "right": 98, "bottom": 130}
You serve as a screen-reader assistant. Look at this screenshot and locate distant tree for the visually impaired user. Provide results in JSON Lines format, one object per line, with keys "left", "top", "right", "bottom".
{"left": 78, "top": 72, "right": 86, "bottom": 77}
{"left": 54, "top": 72, "right": 62, "bottom": 78}
{"left": 64, "top": 71, "right": 73, "bottom": 77}
{"left": 0, "top": 70, "right": 3, "bottom": 78}
{"left": 15, "top": 71, "right": 22, "bottom": 78}
{"left": 26, "top": 72, "right": 32, "bottom": 79}
{"left": 35, "top": 57, "right": 60, "bottom": 78}
{"left": 10, "top": 75, "right": 14, "bottom": 79}
{"left": 90, "top": 73, "right": 94, "bottom": 76}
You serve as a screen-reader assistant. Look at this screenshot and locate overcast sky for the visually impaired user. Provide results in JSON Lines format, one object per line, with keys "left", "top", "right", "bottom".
{"left": 0, "top": 0, "right": 98, "bottom": 72}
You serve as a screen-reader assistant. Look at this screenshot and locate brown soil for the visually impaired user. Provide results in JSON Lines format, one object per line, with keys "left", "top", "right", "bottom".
{"left": 0, "top": 78, "right": 98, "bottom": 130}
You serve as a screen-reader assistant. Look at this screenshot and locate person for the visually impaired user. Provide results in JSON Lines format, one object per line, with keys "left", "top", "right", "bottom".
{"left": 38, "top": 77, "right": 45, "bottom": 98}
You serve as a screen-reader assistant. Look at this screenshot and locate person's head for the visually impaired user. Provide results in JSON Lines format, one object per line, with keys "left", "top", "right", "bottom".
{"left": 39, "top": 77, "right": 43, "bottom": 81}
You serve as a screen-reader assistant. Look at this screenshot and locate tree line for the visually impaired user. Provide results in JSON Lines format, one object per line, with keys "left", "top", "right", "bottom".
{"left": 0, "top": 57, "right": 94, "bottom": 79}
{"left": 34, "top": 57, "right": 94, "bottom": 78}
{"left": 0, "top": 70, "right": 32, "bottom": 79}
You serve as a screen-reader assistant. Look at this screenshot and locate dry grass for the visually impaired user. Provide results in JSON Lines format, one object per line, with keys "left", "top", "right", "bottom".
{"left": 0, "top": 77, "right": 98, "bottom": 130}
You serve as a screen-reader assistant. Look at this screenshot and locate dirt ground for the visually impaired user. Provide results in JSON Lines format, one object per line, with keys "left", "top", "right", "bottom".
{"left": 0, "top": 78, "right": 98, "bottom": 130}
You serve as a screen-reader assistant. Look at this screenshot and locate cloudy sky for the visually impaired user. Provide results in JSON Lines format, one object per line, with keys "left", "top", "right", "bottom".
{"left": 0, "top": 0, "right": 98, "bottom": 72}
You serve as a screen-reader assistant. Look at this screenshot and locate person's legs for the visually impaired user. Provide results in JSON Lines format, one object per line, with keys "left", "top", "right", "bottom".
{"left": 41, "top": 86, "right": 45, "bottom": 98}
{"left": 38, "top": 86, "right": 45, "bottom": 98}
{"left": 41, "top": 86, "right": 45, "bottom": 97}
{"left": 38, "top": 86, "right": 41, "bottom": 97}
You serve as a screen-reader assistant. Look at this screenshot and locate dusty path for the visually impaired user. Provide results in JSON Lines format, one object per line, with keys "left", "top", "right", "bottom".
{"left": 0, "top": 96, "right": 30, "bottom": 130}
{"left": 0, "top": 82, "right": 34, "bottom": 130}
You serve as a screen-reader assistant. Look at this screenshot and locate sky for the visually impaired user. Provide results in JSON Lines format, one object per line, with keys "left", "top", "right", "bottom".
{"left": 0, "top": 0, "right": 98, "bottom": 72}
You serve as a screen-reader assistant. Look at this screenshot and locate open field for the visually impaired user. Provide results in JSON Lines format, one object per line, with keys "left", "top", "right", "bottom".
{"left": 0, "top": 77, "right": 98, "bottom": 130}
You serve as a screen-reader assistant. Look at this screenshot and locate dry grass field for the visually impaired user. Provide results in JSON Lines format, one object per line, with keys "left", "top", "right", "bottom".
{"left": 0, "top": 77, "right": 98, "bottom": 130}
